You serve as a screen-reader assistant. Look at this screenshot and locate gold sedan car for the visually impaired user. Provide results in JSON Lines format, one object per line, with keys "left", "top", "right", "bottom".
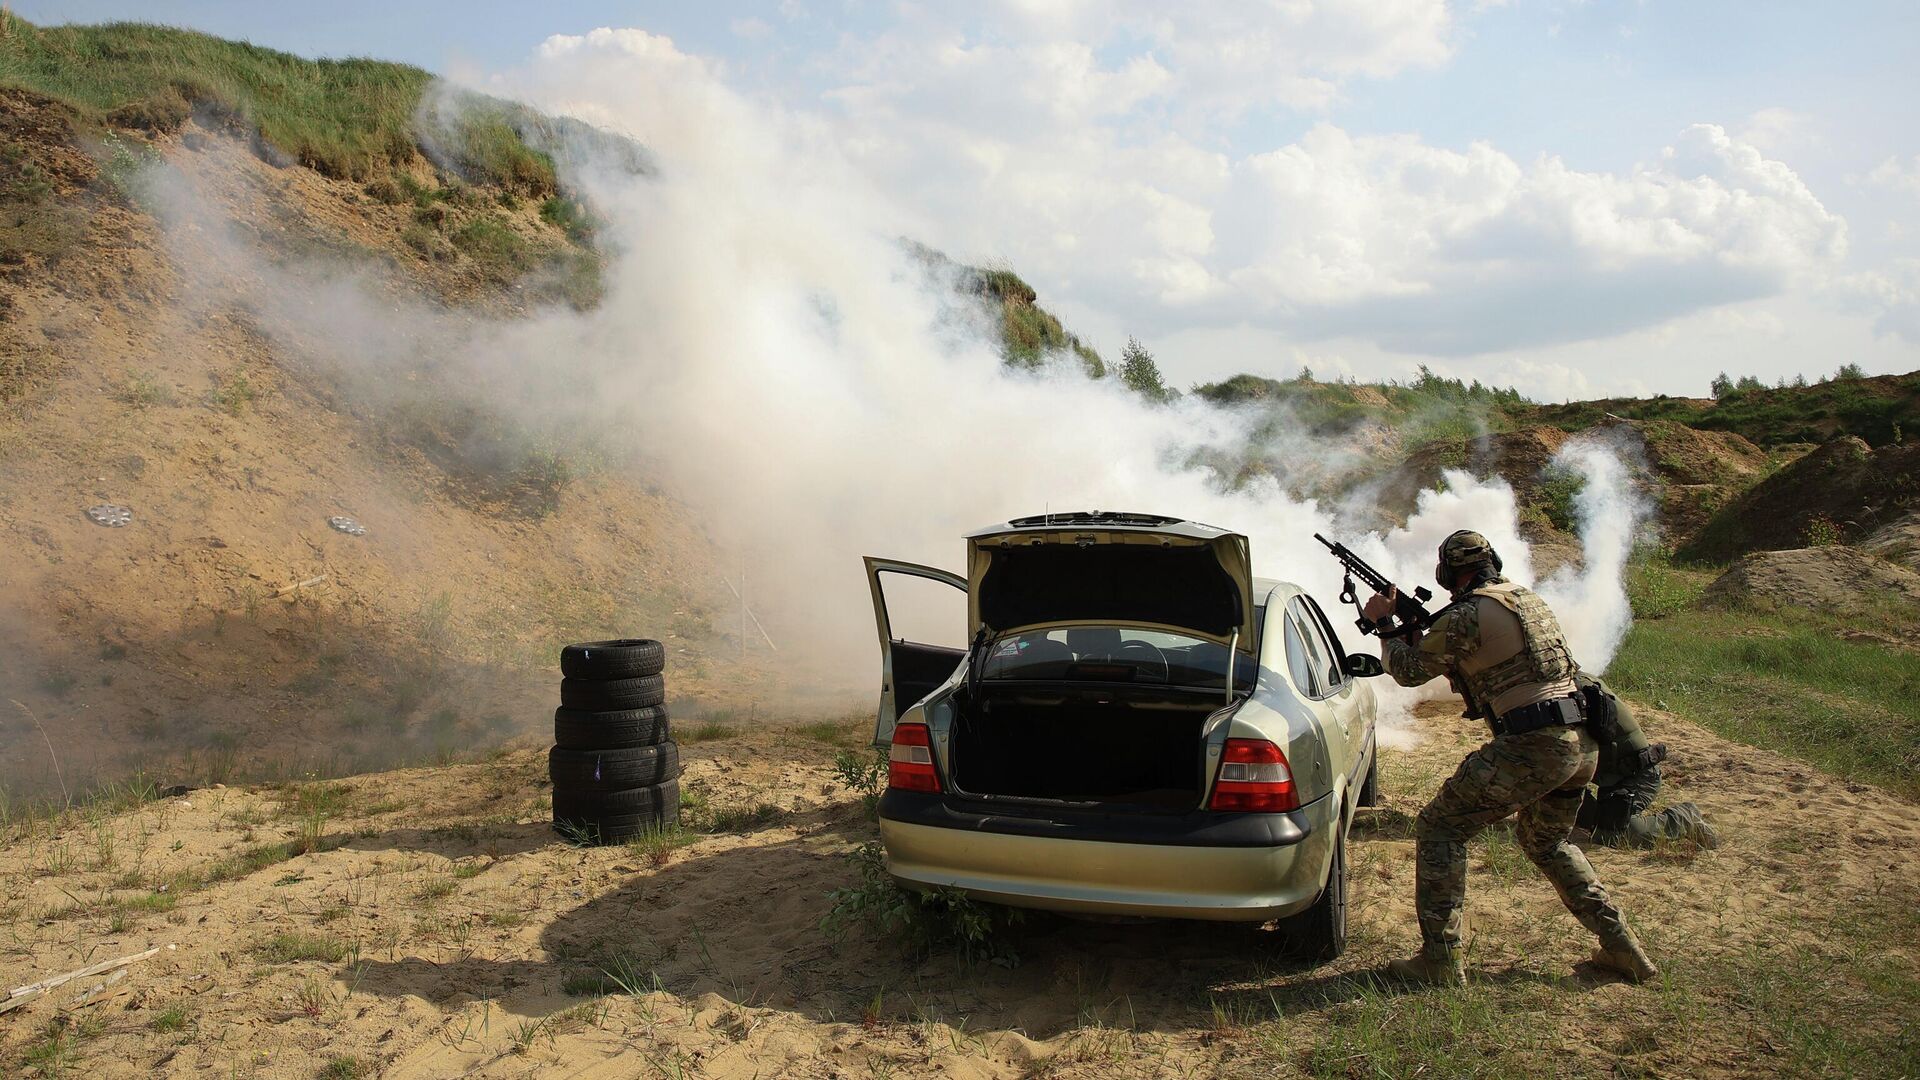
{"left": 865, "top": 512, "right": 1382, "bottom": 959}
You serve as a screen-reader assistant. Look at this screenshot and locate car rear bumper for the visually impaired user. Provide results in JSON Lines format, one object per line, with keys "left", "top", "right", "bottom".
{"left": 877, "top": 790, "right": 1338, "bottom": 921}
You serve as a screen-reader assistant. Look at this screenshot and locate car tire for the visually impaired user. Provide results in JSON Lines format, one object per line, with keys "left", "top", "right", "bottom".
{"left": 1279, "top": 824, "right": 1348, "bottom": 962}
{"left": 559, "top": 674, "right": 665, "bottom": 711}
{"left": 559, "top": 639, "right": 665, "bottom": 681}
{"left": 1357, "top": 753, "right": 1380, "bottom": 808}
{"left": 553, "top": 778, "right": 680, "bottom": 823}
{"left": 553, "top": 705, "right": 670, "bottom": 750}
{"left": 548, "top": 742, "right": 681, "bottom": 790}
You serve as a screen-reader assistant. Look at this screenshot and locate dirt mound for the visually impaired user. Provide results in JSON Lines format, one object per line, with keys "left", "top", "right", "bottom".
{"left": 1587, "top": 417, "right": 1771, "bottom": 543}
{"left": 0, "top": 101, "right": 796, "bottom": 796}
{"left": 1862, "top": 512, "right": 1920, "bottom": 572}
{"left": 1681, "top": 436, "right": 1920, "bottom": 562}
{"left": 1700, "top": 546, "right": 1920, "bottom": 619}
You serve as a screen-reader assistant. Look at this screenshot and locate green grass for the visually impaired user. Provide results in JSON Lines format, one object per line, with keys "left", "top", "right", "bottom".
{"left": 148, "top": 1002, "right": 191, "bottom": 1033}
{"left": 0, "top": 15, "right": 554, "bottom": 190}
{"left": 1609, "top": 607, "right": 1920, "bottom": 798}
{"left": 256, "top": 931, "right": 349, "bottom": 963}
{"left": 319, "top": 1055, "right": 371, "bottom": 1080}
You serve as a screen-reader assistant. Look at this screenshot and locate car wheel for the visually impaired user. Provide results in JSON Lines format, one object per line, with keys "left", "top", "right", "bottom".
{"left": 1357, "top": 752, "right": 1380, "bottom": 808}
{"left": 1278, "top": 824, "right": 1348, "bottom": 962}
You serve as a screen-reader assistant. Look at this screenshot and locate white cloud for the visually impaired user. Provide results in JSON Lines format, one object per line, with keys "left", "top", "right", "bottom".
{"left": 1864, "top": 155, "right": 1920, "bottom": 199}
{"left": 728, "top": 16, "right": 772, "bottom": 40}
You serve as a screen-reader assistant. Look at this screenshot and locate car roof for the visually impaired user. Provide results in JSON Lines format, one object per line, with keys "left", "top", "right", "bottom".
{"left": 965, "top": 511, "right": 1236, "bottom": 541}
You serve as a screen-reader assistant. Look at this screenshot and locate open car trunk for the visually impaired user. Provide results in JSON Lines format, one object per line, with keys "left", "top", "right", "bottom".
{"left": 948, "top": 683, "right": 1225, "bottom": 811}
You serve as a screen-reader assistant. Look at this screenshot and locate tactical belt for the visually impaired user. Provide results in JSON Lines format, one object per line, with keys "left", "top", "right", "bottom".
{"left": 1488, "top": 695, "right": 1585, "bottom": 737}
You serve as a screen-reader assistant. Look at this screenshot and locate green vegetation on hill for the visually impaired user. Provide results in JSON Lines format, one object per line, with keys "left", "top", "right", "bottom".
{"left": 1533, "top": 371, "right": 1919, "bottom": 449}
{"left": 970, "top": 266, "right": 1105, "bottom": 377}
{"left": 0, "top": 15, "right": 555, "bottom": 190}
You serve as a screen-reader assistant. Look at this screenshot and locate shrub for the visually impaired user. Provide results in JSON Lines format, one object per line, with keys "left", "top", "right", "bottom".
{"left": 822, "top": 841, "right": 1023, "bottom": 965}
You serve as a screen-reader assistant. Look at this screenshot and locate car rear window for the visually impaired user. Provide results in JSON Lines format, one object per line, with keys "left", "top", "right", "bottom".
{"left": 979, "top": 623, "right": 1258, "bottom": 691}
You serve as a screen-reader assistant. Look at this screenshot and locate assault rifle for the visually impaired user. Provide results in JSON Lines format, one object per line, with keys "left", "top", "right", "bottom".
{"left": 1314, "top": 533, "right": 1437, "bottom": 640}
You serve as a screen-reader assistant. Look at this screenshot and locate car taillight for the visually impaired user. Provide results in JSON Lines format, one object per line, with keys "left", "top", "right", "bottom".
{"left": 1209, "top": 738, "right": 1298, "bottom": 812}
{"left": 887, "top": 722, "right": 941, "bottom": 793}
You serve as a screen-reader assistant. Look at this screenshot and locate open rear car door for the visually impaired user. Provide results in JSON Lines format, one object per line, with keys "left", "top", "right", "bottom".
{"left": 863, "top": 557, "right": 968, "bottom": 748}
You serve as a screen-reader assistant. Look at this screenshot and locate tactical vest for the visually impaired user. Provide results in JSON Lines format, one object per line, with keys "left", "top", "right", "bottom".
{"left": 1576, "top": 673, "right": 1664, "bottom": 784}
{"left": 1459, "top": 581, "right": 1576, "bottom": 709}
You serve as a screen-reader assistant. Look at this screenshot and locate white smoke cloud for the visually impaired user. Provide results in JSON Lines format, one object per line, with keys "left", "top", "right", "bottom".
{"left": 142, "top": 27, "right": 1646, "bottom": 734}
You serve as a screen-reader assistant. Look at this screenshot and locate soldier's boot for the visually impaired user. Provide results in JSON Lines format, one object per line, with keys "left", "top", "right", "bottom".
{"left": 1589, "top": 925, "right": 1659, "bottom": 983}
{"left": 1386, "top": 943, "right": 1466, "bottom": 987}
{"left": 1662, "top": 802, "right": 1719, "bottom": 849}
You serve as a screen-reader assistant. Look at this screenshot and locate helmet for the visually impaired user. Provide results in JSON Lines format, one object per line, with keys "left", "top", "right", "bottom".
{"left": 1435, "top": 529, "right": 1502, "bottom": 590}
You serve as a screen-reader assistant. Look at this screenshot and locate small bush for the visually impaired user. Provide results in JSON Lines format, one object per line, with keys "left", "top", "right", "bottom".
{"left": 207, "top": 368, "right": 259, "bottom": 414}
{"left": 832, "top": 748, "right": 887, "bottom": 819}
{"left": 823, "top": 841, "right": 1023, "bottom": 965}
{"left": 1803, "top": 514, "right": 1843, "bottom": 547}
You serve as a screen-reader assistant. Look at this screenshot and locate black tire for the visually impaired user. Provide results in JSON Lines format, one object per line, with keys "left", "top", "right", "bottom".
{"left": 553, "top": 705, "right": 670, "bottom": 750}
{"left": 560, "top": 639, "right": 665, "bottom": 681}
{"left": 560, "top": 674, "right": 665, "bottom": 711}
{"left": 1357, "top": 752, "right": 1380, "bottom": 808}
{"left": 1278, "top": 826, "right": 1348, "bottom": 962}
{"left": 548, "top": 742, "right": 681, "bottom": 790}
{"left": 552, "top": 807, "right": 679, "bottom": 845}
{"left": 553, "top": 779, "right": 680, "bottom": 822}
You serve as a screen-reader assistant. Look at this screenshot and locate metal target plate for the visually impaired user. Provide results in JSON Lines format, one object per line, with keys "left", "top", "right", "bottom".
{"left": 87, "top": 504, "right": 132, "bottom": 527}
{"left": 327, "top": 515, "right": 367, "bottom": 536}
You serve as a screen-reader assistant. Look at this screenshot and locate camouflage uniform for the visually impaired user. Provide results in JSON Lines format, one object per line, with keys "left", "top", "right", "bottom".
{"left": 1379, "top": 531, "right": 1654, "bottom": 983}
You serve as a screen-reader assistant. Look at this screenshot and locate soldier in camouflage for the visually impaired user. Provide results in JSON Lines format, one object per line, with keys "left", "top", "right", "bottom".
{"left": 1573, "top": 672, "right": 1718, "bottom": 849}
{"left": 1362, "top": 530, "right": 1658, "bottom": 986}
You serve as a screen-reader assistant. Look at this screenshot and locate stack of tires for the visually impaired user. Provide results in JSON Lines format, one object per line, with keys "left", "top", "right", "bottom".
{"left": 550, "top": 639, "right": 681, "bottom": 844}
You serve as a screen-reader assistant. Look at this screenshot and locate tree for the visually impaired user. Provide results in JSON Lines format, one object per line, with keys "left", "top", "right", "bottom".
{"left": 1118, "top": 337, "right": 1174, "bottom": 403}
{"left": 1835, "top": 362, "right": 1866, "bottom": 381}
{"left": 1709, "top": 372, "right": 1733, "bottom": 399}
{"left": 1296, "top": 365, "right": 1314, "bottom": 383}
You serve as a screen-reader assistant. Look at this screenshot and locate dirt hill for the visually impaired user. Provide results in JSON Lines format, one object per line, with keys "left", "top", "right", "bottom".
{"left": 1681, "top": 436, "right": 1920, "bottom": 563}
{"left": 0, "top": 85, "right": 785, "bottom": 798}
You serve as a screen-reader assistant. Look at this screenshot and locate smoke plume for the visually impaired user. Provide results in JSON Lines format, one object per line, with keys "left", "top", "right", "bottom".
{"left": 148, "top": 27, "right": 1649, "bottom": 731}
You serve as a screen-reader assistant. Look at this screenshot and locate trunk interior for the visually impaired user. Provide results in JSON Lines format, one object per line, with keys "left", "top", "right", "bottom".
{"left": 948, "top": 684, "right": 1222, "bottom": 811}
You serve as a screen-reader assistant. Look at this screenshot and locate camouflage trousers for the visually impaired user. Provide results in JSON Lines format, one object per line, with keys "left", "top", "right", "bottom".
{"left": 1414, "top": 725, "right": 1632, "bottom": 950}
{"left": 1576, "top": 765, "right": 1683, "bottom": 848}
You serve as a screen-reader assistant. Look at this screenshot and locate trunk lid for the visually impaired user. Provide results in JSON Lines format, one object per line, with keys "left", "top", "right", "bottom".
{"left": 965, "top": 512, "right": 1256, "bottom": 648}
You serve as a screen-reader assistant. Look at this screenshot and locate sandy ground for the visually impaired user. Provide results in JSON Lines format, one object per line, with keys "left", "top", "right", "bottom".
{"left": 1, "top": 699, "right": 1914, "bottom": 1079}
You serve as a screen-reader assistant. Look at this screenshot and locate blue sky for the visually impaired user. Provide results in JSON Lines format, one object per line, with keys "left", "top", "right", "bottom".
{"left": 20, "top": 0, "right": 1920, "bottom": 396}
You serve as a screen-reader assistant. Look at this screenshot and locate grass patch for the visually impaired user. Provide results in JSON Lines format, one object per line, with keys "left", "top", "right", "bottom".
{"left": 683, "top": 716, "right": 739, "bottom": 742}
{"left": 1610, "top": 607, "right": 1920, "bottom": 797}
{"left": 0, "top": 15, "right": 553, "bottom": 189}
{"left": 148, "top": 1002, "right": 191, "bottom": 1033}
{"left": 797, "top": 718, "right": 861, "bottom": 748}
{"left": 319, "top": 1055, "right": 371, "bottom": 1080}
{"left": 256, "top": 931, "right": 349, "bottom": 963}
{"left": 623, "top": 822, "right": 697, "bottom": 867}
{"left": 705, "top": 802, "right": 783, "bottom": 833}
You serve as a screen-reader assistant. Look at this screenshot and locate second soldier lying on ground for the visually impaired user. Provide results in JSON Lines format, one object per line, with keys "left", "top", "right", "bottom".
{"left": 1363, "top": 530, "right": 1659, "bottom": 987}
